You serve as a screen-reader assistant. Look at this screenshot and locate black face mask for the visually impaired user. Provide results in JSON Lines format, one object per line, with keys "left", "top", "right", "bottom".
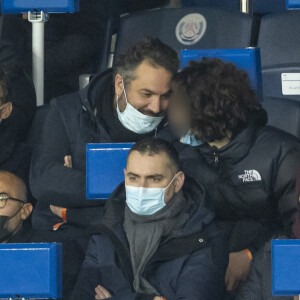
{"left": 0, "top": 216, "right": 13, "bottom": 242}
{"left": 0, "top": 206, "right": 23, "bottom": 243}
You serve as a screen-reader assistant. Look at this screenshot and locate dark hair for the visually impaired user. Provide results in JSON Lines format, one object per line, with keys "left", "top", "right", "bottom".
{"left": 173, "top": 58, "right": 264, "bottom": 142}
{"left": 114, "top": 37, "right": 179, "bottom": 86}
{"left": 128, "top": 138, "right": 180, "bottom": 171}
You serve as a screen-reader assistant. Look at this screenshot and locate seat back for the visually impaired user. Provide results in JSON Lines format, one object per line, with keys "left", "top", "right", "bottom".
{"left": 181, "top": 0, "right": 239, "bottom": 11}
{"left": 0, "top": 243, "right": 62, "bottom": 299}
{"left": 86, "top": 143, "right": 134, "bottom": 199}
{"left": 257, "top": 12, "right": 300, "bottom": 137}
{"left": 113, "top": 7, "right": 253, "bottom": 64}
{"left": 180, "top": 48, "right": 263, "bottom": 101}
{"left": 272, "top": 240, "right": 300, "bottom": 296}
{"left": 251, "top": 0, "right": 286, "bottom": 14}
{"left": 263, "top": 97, "right": 300, "bottom": 138}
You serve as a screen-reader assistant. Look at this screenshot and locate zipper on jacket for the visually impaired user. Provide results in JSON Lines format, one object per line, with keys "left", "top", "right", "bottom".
{"left": 211, "top": 147, "right": 219, "bottom": 166}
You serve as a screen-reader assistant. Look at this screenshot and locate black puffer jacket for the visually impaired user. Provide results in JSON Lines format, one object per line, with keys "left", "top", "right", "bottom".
{"left": 160, "top": 111, "right": 300, "bottom": 253}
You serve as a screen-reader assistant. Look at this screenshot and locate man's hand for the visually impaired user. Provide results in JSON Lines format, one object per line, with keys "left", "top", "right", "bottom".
{"left": 225, "top": 250, "right": 252, "bottom": 291}
{"left": 50, "top": 205, "right": 63, "bottom": 218}
{"left": 64, "top": 155, "right": 73, "bottom": 168}
{"left": 95, "top": 285, "right": 112, "bottom": 300}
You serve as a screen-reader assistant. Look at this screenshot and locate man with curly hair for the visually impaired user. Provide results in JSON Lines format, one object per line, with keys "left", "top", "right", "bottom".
{"left": 162, "top": 58, "right": 300, "bottom": 300}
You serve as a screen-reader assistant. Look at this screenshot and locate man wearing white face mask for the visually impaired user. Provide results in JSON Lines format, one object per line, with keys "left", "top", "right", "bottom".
{"left": 30, "top": 38, "right": 179, "bottom": 248}
{"left": 71, "top": 138, "right": 228, "bottom": 300}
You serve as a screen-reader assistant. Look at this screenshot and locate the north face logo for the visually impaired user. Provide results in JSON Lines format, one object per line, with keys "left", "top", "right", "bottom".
{"left": 238, "top": 170, "right": 262, "bottom": 182}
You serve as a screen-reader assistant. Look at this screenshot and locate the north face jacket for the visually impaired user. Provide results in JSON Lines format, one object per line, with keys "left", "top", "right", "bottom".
{"left": 160, "top": 111, "right": 300, "bottom": 253}
{"left": 70, "top": 178, "right": 228, "bottom": 300}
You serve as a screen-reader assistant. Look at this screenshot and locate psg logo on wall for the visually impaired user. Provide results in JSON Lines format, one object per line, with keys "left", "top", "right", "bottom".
{"left": 176, "top": 13, "right": 207, "bottom": 46}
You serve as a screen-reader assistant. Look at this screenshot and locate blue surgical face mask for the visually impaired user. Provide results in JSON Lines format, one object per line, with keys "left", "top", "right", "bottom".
{"left": 180, "top": 129, "right": 203, "bottom": 147}
{"left": 126, "top": 174, "right": 177, "bottom": 215}
{"left": 117, "top": 78, "right": 164, "bottom": 134}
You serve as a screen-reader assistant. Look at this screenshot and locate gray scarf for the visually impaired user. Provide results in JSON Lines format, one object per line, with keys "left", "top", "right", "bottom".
{"left": 124, "top": 190, "right": 187, "bottom": 295}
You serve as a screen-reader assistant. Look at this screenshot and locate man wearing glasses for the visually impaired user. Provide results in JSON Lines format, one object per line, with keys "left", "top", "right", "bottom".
{"left": 0, "top": 171, "right": 32, "bottom": 243}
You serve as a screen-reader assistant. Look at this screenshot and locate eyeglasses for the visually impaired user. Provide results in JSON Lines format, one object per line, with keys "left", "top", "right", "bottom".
{"left": 0, "top": 193, "right": 25, "bottom": 208}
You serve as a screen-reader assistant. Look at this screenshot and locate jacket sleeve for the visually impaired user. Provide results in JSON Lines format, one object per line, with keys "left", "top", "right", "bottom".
{"left": 174, "top": 244, "right": 227, "bottom": 300}
{"left": 71, "top": 235, "right": 148, "bottom": 300}
{"left": 273, "top": 146, "right": 300, "bottom": 238}
{"left": 29, "top": 101, "right": 102, "bottom": 208}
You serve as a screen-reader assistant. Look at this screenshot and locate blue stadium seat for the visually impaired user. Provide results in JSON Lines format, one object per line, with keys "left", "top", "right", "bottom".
{"left": 272, "top": 240, "right": 300, "bottom": 296}
{"left": 0, "top": 243, "right": 62, "bottom": 299}
{"left": 258, "top": 11, "right": 300, "bottom": 138}
{"left": 86, "top": 143, "right": 133, "bottom": 199}
{"left": 113, "top": 7, "right": 253, "bottom": 66}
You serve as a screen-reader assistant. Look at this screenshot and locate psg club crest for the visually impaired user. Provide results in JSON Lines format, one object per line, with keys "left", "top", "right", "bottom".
{"left": 176, "top": 13, "right": 207, "bottom": 46}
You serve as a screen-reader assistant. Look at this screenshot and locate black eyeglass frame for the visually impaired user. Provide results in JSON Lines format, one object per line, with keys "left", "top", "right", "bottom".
{"left": 0, "top": 193, "right": 25, "bottom": 208}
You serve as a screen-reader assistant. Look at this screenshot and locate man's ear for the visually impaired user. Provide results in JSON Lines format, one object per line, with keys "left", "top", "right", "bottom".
{"left": 174, "top": 171, "right": 185, "bottom": 193}
{"left": 124, "top": 168, "right": 127, "bottom": 184}
{"left": 0, "top": 102, "right": 12, "bottom": 120}
{"left": 20, "top": 203, "right": 33, "bottom": 220}
{"left": 115, "top": 74, "right": 124, "bottom": 98}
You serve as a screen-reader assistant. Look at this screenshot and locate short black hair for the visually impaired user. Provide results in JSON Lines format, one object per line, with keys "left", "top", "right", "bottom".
{"left": 173, "top": 58, "right": 264, "bottom": 142}
{"left": 114, "top": 37, "right": 179, "bottom": 86}
{"left": 128, "top": 138, "right": 180, "bottom": 172}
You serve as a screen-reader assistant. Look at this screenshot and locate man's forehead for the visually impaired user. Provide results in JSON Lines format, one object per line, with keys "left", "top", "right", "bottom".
{"left": 127, "top": 151, "right": 171, "bottom": 174}
{"left": 132, "top": 62, "right": 172, "bottom": 92}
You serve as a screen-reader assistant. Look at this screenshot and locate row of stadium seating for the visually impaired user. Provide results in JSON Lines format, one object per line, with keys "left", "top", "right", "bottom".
{"left": 94, "top": 7, "right": 300, "bottom": 139}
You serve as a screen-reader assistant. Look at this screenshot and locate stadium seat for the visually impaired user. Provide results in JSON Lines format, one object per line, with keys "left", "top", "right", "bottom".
{"left": 251, "top": 0, "right": 286, "bottom": 14}
{"left": 112, "top": 7, "right": 253, "bottom": 67}
{"left": 181, "top": 0, "right": 239, "bottom": 11}
{"left": 272, "top": 240, "right": 300, "bottom": 296}
{"left": 258, "top": 11, "right": 300, "bottom": 138}
{"left": 0, "top": 243, "right": 62, "bottom": 299}
{"left": 26, "top": 104, "right": 50, "bottom": 149}
{"left": 86, "top": 143, "right": 133, "bottom": 199}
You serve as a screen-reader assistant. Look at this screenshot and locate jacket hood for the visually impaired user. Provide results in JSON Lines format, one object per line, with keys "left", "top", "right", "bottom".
{"left": 78, "top": 69, "right": 113, "bottom": 116}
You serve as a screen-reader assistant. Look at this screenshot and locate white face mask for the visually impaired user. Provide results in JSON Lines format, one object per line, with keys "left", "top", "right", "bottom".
{"left": 126, "top": 174, "right": 177, "bottom": 215}
{"left": 117, "top": 79, "right": 164, "bottom": 134}
{"left": 180, "top": 129, "right": 203, "bottom": 147}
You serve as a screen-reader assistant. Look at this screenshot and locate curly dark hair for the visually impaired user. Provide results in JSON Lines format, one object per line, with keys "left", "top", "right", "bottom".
{"left": 114, "top": 37, "right": 179, "bottom": 86}
{"left": 173, "top": 58, "right": 263, "bottom": 142}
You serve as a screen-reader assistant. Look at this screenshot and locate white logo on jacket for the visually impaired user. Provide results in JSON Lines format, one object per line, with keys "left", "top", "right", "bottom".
{"left": 238, "top": 170, "right": 262, "bottom": 182}
{"left": 175, "top": 13, "right": 207, "bottom": 45}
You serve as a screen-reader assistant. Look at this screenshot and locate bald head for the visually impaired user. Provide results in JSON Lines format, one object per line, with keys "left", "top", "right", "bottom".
{"left": 0, "top": 171, "right": 27, "bottom": 202}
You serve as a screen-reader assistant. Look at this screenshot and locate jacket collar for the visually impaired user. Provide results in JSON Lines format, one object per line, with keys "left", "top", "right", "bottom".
{"left": 198, "top": 110, "right": 268, "bottom": 166}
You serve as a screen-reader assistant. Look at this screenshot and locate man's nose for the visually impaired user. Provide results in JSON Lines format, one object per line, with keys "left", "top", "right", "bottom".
{"left": 148, "top": 97, "right": 161, "bottom": 114}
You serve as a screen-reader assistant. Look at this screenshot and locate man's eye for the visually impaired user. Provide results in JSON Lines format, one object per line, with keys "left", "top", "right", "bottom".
{"left": 129, "top": 177, "right": 137, "bottom": 181}
{"left": 151, "top": 178, "right": 161, "bottom": 183}
{"left": 143, "top": 93, "right": 152, "bottom": 98}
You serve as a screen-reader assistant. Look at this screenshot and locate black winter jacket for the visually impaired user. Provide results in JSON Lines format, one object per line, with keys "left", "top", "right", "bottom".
{"left": 30, "top": 69, "right": 165, "bottom": 231}
{"left": 160, "top": 111, "right": 300, "bottom": 253}
{"left": 71, "top": 178, "right": 228, "bottom": 300}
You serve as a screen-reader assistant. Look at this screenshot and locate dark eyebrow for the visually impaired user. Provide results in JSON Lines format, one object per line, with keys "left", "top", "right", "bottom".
{"left": 146, "top": 174, "right": 164, "bottom": 179}
{"left": 126, "top": 172, "right": 140, "bottom": 177}
{"left": 139, "top": 89, "right": 155, "bottom": 94}
{"left": 139, "top": 89, "right": 172, "bottom": 96}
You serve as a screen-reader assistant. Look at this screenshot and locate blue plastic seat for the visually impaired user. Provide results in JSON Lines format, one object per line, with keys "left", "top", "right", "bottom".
{"left": 86, "top": 143, "right": 133, "bottom": 199}
{"left": 272, "top": 240, "right": 300, "bottom": 296}
{"left": 0, "top": 243, "right": 62, "bottom": 299}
